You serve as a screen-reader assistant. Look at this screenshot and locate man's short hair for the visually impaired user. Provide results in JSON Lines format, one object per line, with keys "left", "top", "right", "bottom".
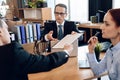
{"left": 54, "top": 3, "right": 67, "bottom": 13}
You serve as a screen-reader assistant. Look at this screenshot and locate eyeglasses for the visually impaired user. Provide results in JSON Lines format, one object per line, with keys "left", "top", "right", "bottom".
{"left": 54, "top": 12, "right": 66, "bottom": 16}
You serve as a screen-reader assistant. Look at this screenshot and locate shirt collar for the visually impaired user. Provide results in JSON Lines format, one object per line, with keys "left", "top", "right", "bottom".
{"left": 56, "top": 21, "right": 65, "bottom": 26}
{"left": 110, "top": 42, "right": 120, "bottom": 51}
{"left": 106, "top": 42, "right": 120, "bottom": 56}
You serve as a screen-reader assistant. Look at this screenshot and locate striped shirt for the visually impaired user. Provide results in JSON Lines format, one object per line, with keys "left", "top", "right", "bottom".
{"left": 87, "top": 42, "right": 120, "bottom": 80}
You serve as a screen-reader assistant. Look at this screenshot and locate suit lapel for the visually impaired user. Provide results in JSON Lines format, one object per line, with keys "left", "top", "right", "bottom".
{"left": 53, "top": 21, "right": 58, "bottom": 38}
{"left": 64, "top": 21, "right": 68, "bottom": 36}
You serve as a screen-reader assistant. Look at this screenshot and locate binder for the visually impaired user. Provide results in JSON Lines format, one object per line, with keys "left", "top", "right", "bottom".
{"left": 28, "top": 23, "right": 34, "bottom": 43}
{"left": 36, "top": 23, "right": 41, "bottom": 40}
{"left": 25, "top": 24, "right": 30, "bottom": 43}
{"left": 20, "top": 25, "right": 26, "bottom": 44}
{"left": 33, "top": 23, "right": 37, "bottom": 40}
{"left": 10, "top": 25, "right": 22, "bottom": 44}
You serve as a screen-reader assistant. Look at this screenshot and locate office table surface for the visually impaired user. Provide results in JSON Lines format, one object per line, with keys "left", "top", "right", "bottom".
{"left": 28, "top": 57, "right": 96, "bottom": 80}
{"left": 77, "top": 23, "right": 103, "bottom": 40}
{"left": 77, "top": 23, "right": 102, "bottom": 29}
{"left": 22, "top": 43, "right": 106, "bottom": 80}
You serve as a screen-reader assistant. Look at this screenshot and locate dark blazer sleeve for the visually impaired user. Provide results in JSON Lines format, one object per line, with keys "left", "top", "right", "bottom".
{"left": 13, "top": 42, "right": 69, "bottom": 73}
{"left": 64, "top": 21, "right": 80, "bottom": 36}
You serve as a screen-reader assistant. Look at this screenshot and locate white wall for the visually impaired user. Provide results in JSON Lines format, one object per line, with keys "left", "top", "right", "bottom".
{"left": 47, "top": 0, "right": 89, "bottom": 22}
{"left": 0, "top": 0, "right": 9, "bottom": 17}
{"left": 70, "top": 0, "right": 88, "bottom": 22}
{"left": 47, "top": 0, "right": 55, "bottom": 19}
{"left": 113, "top": 0, "right": 120, "bottom": 8}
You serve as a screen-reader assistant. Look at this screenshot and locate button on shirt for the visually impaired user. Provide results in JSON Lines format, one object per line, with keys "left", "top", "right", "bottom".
{"left": 87, "top": 42, "right": 120, "bottom": 80}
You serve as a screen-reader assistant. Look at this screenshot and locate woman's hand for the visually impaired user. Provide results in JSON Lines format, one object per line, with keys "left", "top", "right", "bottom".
{"left": 88, "top": 36, "right": 98, "bottom": 53}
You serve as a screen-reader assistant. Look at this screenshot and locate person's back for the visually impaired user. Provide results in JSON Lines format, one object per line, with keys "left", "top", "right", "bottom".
{"left": 0, "top": 19, "right": 73, "bottom": 80}
{"left": 0, "top": 42, "right": 29, "bottom": 80}
{"left": 0, "top": 44, "right": 15, "bottom": 80}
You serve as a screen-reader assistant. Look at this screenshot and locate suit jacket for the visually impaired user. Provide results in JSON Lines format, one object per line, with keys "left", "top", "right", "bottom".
{"left": 0, "top": 42, "right": 69, "bottom": 80}
{"left": 43, "top": 20, "right": 79, "bottom": 40}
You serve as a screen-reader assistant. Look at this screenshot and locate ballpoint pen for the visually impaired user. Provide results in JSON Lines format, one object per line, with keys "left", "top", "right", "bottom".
{"left": 88, "top": 32, "right": 100, "bottom": 44}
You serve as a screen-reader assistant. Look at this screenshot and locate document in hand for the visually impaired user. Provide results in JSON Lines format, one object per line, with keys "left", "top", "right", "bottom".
{"left": 52, "top": 33, "right": 83, "bottom": 57}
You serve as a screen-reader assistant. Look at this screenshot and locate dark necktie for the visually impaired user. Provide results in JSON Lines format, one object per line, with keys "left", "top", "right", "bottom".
{"left": 58, "top": 25, "right": 63, "bottom": 40}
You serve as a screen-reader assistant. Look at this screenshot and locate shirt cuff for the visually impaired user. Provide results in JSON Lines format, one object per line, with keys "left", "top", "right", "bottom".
{"left": 45, "top": 34, "right": 49, "bottom": 41}
{"left": 64, "top": 50, "right": 69, "bottom": 55}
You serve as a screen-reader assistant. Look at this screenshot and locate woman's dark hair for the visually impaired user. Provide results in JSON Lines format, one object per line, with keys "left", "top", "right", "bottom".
{"left": 108, "top": 8, "right": 120, "bottom": 26}
{"left": 54, "top": 3, "right": 67, "bottom": 13}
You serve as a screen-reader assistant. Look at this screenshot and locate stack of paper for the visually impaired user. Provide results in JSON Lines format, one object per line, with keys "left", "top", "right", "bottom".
{"left": 52, "top": 33, "right": 83, "bottom": 57}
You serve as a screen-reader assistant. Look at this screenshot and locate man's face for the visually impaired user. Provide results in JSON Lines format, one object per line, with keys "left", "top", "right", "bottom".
{"left": 0, "top": 21, "right": 11, "bottom": 45}
{"left": 54, "top": 6, "right": 67, "bottom": 24}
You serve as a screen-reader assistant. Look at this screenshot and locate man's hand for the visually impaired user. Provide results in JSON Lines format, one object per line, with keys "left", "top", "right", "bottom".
{"left": 71, "top": 31, "right": 77, "bottom": 35}
{"left": 47, "top": 31, "right": 57, "bottom": 41}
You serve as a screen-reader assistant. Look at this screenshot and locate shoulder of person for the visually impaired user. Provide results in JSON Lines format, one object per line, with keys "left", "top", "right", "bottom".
{"left": 44, "top": 20, "right": 56, "bottom": 26}
{"left": 11, "top": 41, "right": 23, "bottom": 48}
{"left": 47, "top": 20, "right": 56, "bottom": 23}
{"left": 65, "top": 20, "right": 76, "bottom": 25}
{"left": 65, "top": 20, "right": 76, "bottom": 24}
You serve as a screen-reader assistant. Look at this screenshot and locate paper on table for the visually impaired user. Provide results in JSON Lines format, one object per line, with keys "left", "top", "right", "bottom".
{"left": 53, "top": 33, "right": 82, "bottom": 48}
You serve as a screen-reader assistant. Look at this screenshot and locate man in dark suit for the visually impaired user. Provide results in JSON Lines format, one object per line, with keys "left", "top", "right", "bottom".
{"left": 0, "top": 19, "right": 73, "bottom": 80}
{"left": 43, "top": 3, "right": 80, "bottom": 41}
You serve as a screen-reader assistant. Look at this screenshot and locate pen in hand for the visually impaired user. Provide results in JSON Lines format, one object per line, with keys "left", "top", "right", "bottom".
{"left": 94, "top": 32, "right": 100, "bottom": 37}
{"left": 88, "top": 32, "right": 100, "bottom": 44}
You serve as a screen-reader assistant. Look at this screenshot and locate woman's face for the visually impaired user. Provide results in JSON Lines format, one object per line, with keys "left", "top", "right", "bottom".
{"left": 0, "top": 21, "right": 11, "bottom": 45}
{"left": 100, "top": 12, "right": 120, "bottom": 40}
